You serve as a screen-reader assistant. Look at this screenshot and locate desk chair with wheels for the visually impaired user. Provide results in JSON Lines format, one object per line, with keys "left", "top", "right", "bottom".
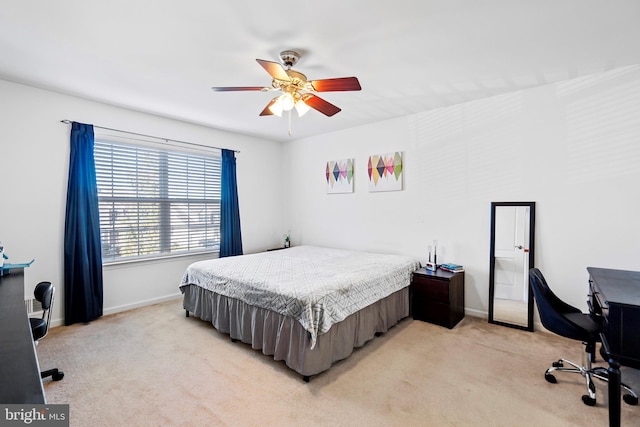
{"left": 529, "top": 268, "right": 637, "bottom": 406}
{"left": 29, "top": 281, "right": 64, "bottom": 381}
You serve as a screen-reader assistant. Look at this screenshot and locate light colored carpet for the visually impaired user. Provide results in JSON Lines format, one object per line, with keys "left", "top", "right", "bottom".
{"left": 38, "top": 299, "right": 639, "bottom": 426}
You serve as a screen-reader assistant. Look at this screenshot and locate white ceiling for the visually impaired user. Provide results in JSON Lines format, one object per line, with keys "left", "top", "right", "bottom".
{"left": 1, "top": 1, "right": 639, "bottom": 142}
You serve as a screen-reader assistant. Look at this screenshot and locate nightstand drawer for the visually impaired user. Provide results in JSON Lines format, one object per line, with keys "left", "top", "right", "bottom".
{"left": 414, "top": 299, "right": 452, "bottom": 327}
{"left": 411, "top": 276, "right": 450, "bottom": 302}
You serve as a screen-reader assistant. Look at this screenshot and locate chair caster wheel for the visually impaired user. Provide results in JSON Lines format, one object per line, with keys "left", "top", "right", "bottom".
{"left": 552, "top": 360, "right": 563, "bottom": 368}
{"left": 623, "top": 394, "right": 638, "bottom": 406}
{"left": 52, "top": 371, "right": 64, "bottom": 381}
{"left": 545, "top": 373, "right": 557, "bottom": 383}
{"left": 582, "top": 395, "right": 596, "bottom": 406}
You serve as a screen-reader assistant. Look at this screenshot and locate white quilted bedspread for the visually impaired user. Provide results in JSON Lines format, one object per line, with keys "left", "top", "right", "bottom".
{"left": 180, "top": 246, "right": 420, "bottom": 348}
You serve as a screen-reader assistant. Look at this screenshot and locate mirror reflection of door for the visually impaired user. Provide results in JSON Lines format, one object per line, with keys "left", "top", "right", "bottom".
{"left": 493, "top": 206, "right": 530, "bottom": 327}
{"left": 495, "top": 206, "right": 530, "bottom": 300}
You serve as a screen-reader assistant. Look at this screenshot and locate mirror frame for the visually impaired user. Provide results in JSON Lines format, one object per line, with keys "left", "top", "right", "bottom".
{"left": 488, "top": 201, "right": 536, "bottom": 332}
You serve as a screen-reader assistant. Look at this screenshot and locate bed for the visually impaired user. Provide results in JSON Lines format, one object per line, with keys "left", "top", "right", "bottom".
{"left": 179, "top": 245, "right": 420, "bottom": 380}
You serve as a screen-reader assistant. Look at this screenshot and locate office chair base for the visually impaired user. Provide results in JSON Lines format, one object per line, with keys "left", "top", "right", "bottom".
{"left": 41, "top": 368, "right": 64, "bottom": 381}
{"left": 591, "top": 367, "right": 639, "bottom": 406}
{"left": 545, "top": 359, "right": 638, "bottom": 406}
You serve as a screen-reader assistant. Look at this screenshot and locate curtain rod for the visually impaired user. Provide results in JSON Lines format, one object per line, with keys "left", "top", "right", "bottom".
{"left": 60, "top": 120, "right": 240, "bottom": 153}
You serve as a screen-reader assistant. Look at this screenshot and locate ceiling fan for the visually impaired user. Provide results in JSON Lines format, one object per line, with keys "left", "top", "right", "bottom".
{"left": 212, "top": 50, "right": 361, "bottom": 118}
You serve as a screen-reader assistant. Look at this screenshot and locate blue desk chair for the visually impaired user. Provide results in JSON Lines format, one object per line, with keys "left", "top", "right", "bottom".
{"left": 529, "top": 268, "right": 637, "bottom": 406}
{"left": 29, "top": 281, "right": 64, "bottom": 381}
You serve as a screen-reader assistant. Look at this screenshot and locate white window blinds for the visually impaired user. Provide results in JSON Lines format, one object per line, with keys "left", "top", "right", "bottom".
{"left": 94, "top": 140, "right": 222, "bottom": 262}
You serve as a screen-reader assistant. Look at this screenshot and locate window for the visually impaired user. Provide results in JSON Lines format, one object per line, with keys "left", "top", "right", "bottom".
{"left": 94, "top": 140, "right": 221, "bottom": 263}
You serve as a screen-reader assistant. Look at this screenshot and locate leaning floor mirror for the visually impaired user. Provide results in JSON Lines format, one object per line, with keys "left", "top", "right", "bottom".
{"left": 488, "top": 202, "right": 535, "bottom": 331}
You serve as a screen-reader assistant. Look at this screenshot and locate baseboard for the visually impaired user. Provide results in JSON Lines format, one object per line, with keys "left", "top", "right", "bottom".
{"left": 50, "top": 293, "right": 183, "bottom": 328}
{"left": 102, "top": 293, "right": 183, "bottom": 317}
{"left": 464, "top": 307, "right": 545, "bottom": 332}
{"left": 465, "top": 307, "right": 487, "bottom": 319}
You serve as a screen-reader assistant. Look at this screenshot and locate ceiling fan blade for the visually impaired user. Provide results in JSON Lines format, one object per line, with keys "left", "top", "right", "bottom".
{"left": 259, "top": 98, "right": 278, "bottom": 116}
{"left": 211, "top": 86, "right": 267, "bottom": 92}
{"left": 301, "top": 94, "right": 341, "bottom": 117}
{"left": 256, "top": 59, "right": 291, "bottom": 81}
{"left": 309, "top": 77, "right": 361, "bottom": 92}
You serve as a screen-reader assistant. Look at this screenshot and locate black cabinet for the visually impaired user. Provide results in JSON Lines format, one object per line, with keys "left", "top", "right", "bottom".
{"left": 410, "top": 267, "right": 465, "bottom": 329}
{"left": 0, "top": 269, "right": 45, "bottom": 403}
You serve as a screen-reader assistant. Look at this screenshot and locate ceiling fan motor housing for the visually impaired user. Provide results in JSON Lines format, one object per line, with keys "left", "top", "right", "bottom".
{"left": 280, "top": 50, "right": 301, "bottom": 68}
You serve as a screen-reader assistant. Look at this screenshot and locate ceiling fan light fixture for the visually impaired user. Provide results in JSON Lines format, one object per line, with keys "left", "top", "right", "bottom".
{"left": 278, "top": 93, "right": 295, "bottom": 111}
{"left": 268, "top": 100, "right": 284, "bottom": 117}
{"left": 295, "top": 99, "right": 311, "bottom": 117}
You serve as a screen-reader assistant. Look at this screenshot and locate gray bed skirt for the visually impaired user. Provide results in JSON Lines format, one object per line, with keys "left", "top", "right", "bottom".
{"left": 181, "top": 284, "right": 409, "bottom": 378}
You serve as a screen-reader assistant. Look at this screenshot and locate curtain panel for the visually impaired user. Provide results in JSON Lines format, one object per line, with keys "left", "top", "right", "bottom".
{"left": 219, "top": 149, "right": 243, "bottom": 257}
{"left": 64, "top": 122, "right": 103, "bottom": 325}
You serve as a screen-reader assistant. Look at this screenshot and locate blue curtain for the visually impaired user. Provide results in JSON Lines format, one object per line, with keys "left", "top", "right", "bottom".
{"left": 64, "top": 122, "right": 103, "bottom": 325}
{"left": 219, "top": 149, "right": 243, "bottom": 257}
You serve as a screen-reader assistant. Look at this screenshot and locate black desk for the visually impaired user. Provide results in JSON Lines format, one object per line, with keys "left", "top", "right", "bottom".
{"left": 588, "top": 267, "right": 640, "bottom": 427}
{"left": 0, "top": 269, "right": 45, "bottom": 403}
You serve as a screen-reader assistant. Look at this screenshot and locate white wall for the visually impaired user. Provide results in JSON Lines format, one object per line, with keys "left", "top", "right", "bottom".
{"left": 0, "top": 79, "right": 283, "bottom": 326}
{"left": 282, "top": 65, "right": 640, "bottom": 318}
{"left": 3, "top": 64, "right": 639, "bottom": 328}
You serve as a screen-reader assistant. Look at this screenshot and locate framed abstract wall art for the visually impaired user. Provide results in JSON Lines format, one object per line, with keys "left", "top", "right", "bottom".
{"left": 368, "top": 152, "right": 403, "bottom": 192}
{"left": 325, "top": 158, "right": 354, "bottom": 193}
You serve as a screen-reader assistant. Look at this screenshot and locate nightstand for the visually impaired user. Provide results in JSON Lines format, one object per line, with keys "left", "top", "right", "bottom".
{"left": 410, "top": 267, "right": 465, "bottom": 328}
